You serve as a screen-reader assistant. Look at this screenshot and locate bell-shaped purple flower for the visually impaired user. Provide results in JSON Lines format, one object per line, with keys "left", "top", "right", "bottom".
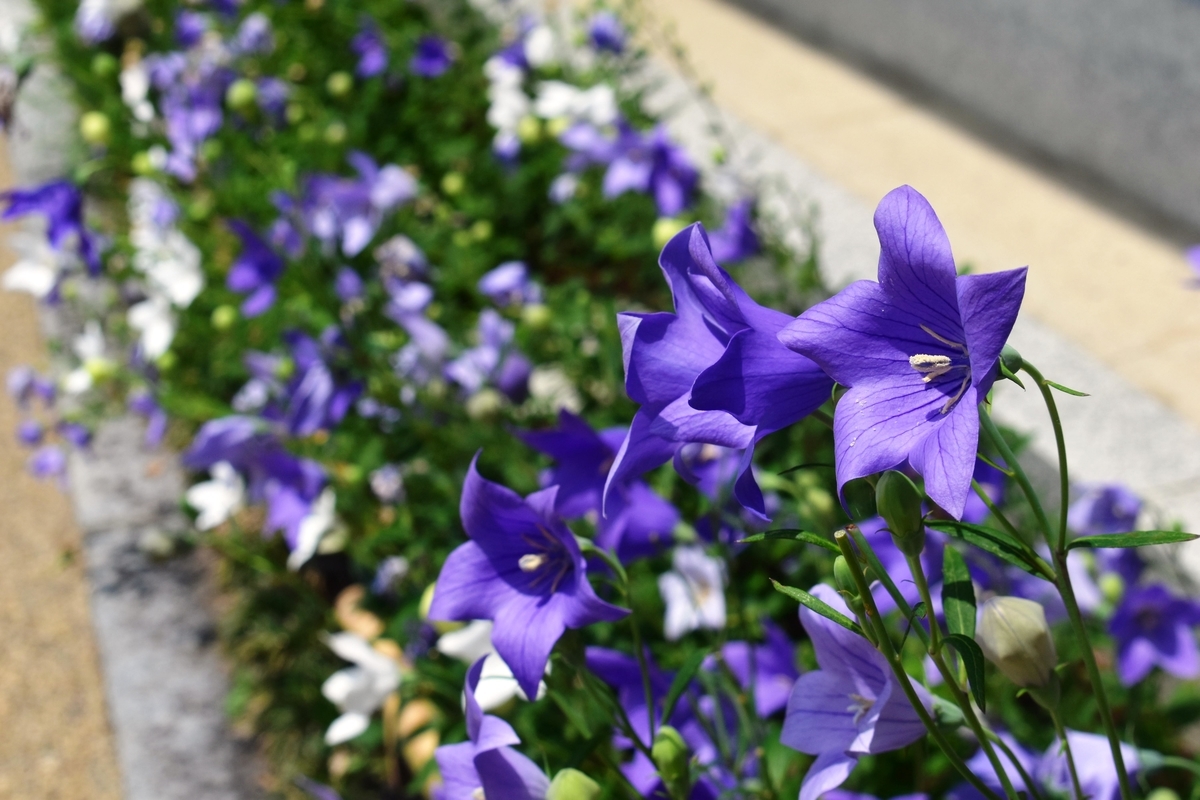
{"left": 478, "top": 261, "right": 542, "bottom": 307}
{"left": 352, "top": 21, "right": 389, "bottom": 78}
{"left": 717, "top": 622, "right": 800, "bottom": 717}
{"left": 428, "top": 455, "right": 628, "bottom": 700}
{"left": 226, "top": 219, "right": 285, "bottom": 317}
{"left": 779, "top": 185, "right": 1027, "bottom": 519}
{"left": 1109, "top": 583, "right": 1200, "bottom": 685}
{"left": 1, "top": 180, "right": 101, "bottom": 274}
{"left": 444, "top": 309, "right": 531, "bottom": 402}
{"left": 434, "top": 657, "right": 550, "bottom": 800}
{"left": 1069, "top": 483, "right": 1144, "bottom": 582}
{"left": 610, "top": 223, "right": 832, "bottom": 518}
{"left": 603, "top": 125, "right": 698, "bottom": 216}
{"left": 521, "top": 411, "right": 680, "bottom": 562}
{"left": 588, "top": 12, "right": 626, "bottom": 54}
{"left": 231, "top": 12, "right": 274, "bottom": 56}
{"left": 782, "top": 583, "right": 931, "bottom": 800}
{"left": 16, "top": 419, "right": 43, "bottom": 446}
{"left": 708, "top": 199, "right": 760, "bottom": 264}
{"left": 175, "top": 11, "right": 208, "bottom": 49}
{"left": 410, "top": 35, "right": 455, "bottom": 78}
{"left": 1037, "top": 730, "right": 1138, "bottom": 800}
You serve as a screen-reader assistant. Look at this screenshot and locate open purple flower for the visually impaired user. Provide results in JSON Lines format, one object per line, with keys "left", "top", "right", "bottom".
{"left": 434, "top": 657, "right": 550, "bottom": 800}
{"left": 782, "top": 583, "right": 931, "bottom": 800}
{"left": 521, "top": 410, "right": 679, "bottom": 562}
{"left": 429, "top": 455, "right": 628, "bottom": 699}
{"left": 1109, "top": 583, "right": 1200, "bottom": 685}
{"left": 588, "top": 12, "right": 626, "bottom": 54}
{"left": 352, "top": 20, "right": 388, "bottom": 78}
{"left": 716, "top": 621, "right": 799, "bottom": 717}
{"left": 478, "top": 261, "right": 542, "bottom": 307}
{"left": 1069, "top": 483, "right": 1144, "bottom": 582}
{"left": 1037, "top": 730, "right": 1138, "bottom": 800}
{"left": 610, "top": 224, "right": 831, "bottom": 518}
{"left": 444, "top": 309, "right": 531, "bottom": 402}
{"left": 779, "top": 186, "right": 1027, "bottom": 519}
{"left": 603, "top": 125, "right": 698, "bottom": 216}
{"left": 226, "top": 219, "right": 285, "bottom": 317}
{"left": 410, "top": 35, "right": 455, "bottom": 78}
{"left": 1, "top": 180, "right": 101, "bottom": 274}
{"left": 708, "top": 199, "right": 760, "bottom": 264}
{"left": 232, "top": 13, "right": 274, "bottom": 56}
{"left": 175, "top": 10, "right": 208, "bottom": 49}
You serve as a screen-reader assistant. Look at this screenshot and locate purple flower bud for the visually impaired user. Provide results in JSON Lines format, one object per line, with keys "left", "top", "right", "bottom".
{"left": 352, "top": 21, "right": 389, "bottom": 78}
{"left": 28, "top": 445, "right": 67, "bottom": 479}
{"left": 57, "top": 421, "right": 92, "bottom": 449}
{"left": 335, "top": 267, "right": 364, "bottom": 302}
{"left": 410, "top": 36, "right": 455, "bottom": 78}
{"left": 175, "top": 11, "right": 209, "bottom": 49}
{"left": 588, "top": 12, "right": 626, "bottom": 54}
{"left": 478, "top": 261, "right": 541, "bottom": 307}
{"left": 369, "top": 464, "right": 404, "bottom": 504}
{"left": 232, "top": 12, "right": 274, "bottom": 56}
{"left": 7, "top": 366, "right": 35, "bottom": 406}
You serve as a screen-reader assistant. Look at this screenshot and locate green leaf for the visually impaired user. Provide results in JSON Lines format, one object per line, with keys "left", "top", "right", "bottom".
{"left": 660, "top": 649, "right": 707, "bottom": 725}
{"left": 998, "top": 360, "right": 1025, "bottom": 390}
{"left": 738, "top": 529, "right": 840, "bottom": 552}
{"left": 944, "top": 633, "right": 988, "bottom": 713}
{"left": 1042, "top": 379, "right": 1089, "bottom": 397}
{"left": 777, "top": 462, "right": 834, "bottom": 476}
{"left": 770, "top": 579, "right": 863, "bottom": 635}
{"left": 942, "top": 548, "right": 977, "bottom": 639}
{"left": 1067, "top": 530, "right": 1199, "bottom": 550}
{"left": 927, "top": 520, "right": 1052, "bottom": 580}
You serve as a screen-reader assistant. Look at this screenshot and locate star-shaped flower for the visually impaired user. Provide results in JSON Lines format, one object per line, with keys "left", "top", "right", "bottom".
{"left": 779, "top": 186, "right": 1027, "bottom": 518}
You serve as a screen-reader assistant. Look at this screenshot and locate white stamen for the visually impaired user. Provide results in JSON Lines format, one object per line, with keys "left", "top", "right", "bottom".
{"left": 472, "top": 789, "right": 486, "bottom": 800}
{"left": 909, "top": 354, "right": 953, "bottom": 382}
{"left": 519, "top": 553, "right": 547, "bottom": 572}
{"left": 847, "top": 692, "right": 875, "bottom": 724}
{"left": 920, "top": 324, "right": 968, "bottom": 353}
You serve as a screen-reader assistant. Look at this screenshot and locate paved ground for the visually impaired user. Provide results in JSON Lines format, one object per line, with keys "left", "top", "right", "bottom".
{"left": 0, "top": 137, "right": 123, "bottom": 800}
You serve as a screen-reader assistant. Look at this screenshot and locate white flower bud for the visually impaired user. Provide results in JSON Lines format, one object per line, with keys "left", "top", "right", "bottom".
{"left": 977, "top": 596, "right": 1058, "bottom": 688}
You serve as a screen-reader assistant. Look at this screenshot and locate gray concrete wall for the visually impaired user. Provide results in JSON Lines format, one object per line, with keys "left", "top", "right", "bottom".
{"left": 726, "top": 0, "right": 1200, "bottom": 238}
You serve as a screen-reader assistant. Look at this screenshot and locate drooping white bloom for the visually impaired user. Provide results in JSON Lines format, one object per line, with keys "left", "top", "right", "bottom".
{"left": 534, "top": 81, "right": 617, "bottom": 127}
{"left": 484, "top": 56, "right": 529, "bottom": 134}
{"left": 321, "top": 632, "right": 401, "bottom": 745}
{"left": 528, "top": 365, "right": 583, "bottom": 413}
{"left": 287, "top": 488, "right": 337, "bottom": 571}
{"left": 658, "top": 546, "right": 727, "bottom": 641}
{"left": 119, "top": 61, "right": 154, "bottom": 123}
{"left": 128, "top": 179, "right": 204, "bottom": 307}
{"left": 127, "top": 295, "right": 176, "bottom": 360}
{"left": 184, "top": 462, "right": 245, "bottom": 531}
{"left": 436, "top": 619, "right": 548, "bottom": 711}
{"left": 2, "top": 229, "right": 72, "bottom": 298}
{"left": 524, "top": 24, "right": 559, "bottom": 67}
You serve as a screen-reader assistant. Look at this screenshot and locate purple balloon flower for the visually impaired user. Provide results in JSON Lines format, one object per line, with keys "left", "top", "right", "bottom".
{"left": 779, "top": 185, "right": 1027, "bottom": 519}
{"left": 226, "top": 219, "right": 285, "bottom": 317}
{"left": 708, "top": 199, "right": 760, "bottom": 264}
{"left": 781, "top": 583, "right": 931, "bottom": 800}
{"left": 1069, "top": 483, "right": 1144, "bottom": 583}
{"left": 434, "top": 658, "right": 550, "bottom": 800}
{"left": 16, "top": 419, "right": 43, "bottom": 446}
{"left": 1037, "top": 730, "right": 1138, "bottom": 800}
{"left": 256, "top": 77, "right": 290, "bottom": 124}
{"left": 428, "top": 455, "right": 628, "bottom": 700}
{"left": 520, "top": 411, "right": 680, "bottom": 563}
{"left": 1, "top": 180, "right": 101, "bottom": 274}
{"left": 478, "top": 261, "right": 542, "bottom": 307}
{"left": 603, "top": 124, "right": 698, "bottom": 217}
{"left": 716, "top": 621, "right": 799, "bottom": 717}
{"left": 444, "top": 309, "right": 531, "bottom": 402}
{"left": 57, "top": 421, "right": 92, "bottom": 449}
{"left": 610, "top": 223, "right": 832, "bottom": 518}
{"left": 588, "top": 12, "right": 626, "bottom": 54}
{"left": 128, "top": 390, "right": 169, "bottom": 448}
{"left": 1109, "top": 583, "right": 1200, "bottom": 685}
{"left": 231, "top": 12, "right": 274, "bottom": 56}
{"left": 29, "top": 445, "right": 67, "bottom": 481}
{"left": 334, "top": 267, "right": 364, "bottom": 302}
{"left": 352, "top": 21, "right": 389, "bottom": 78}
{"left": 175, "top": 10, "right": 208, "bottom": 49}
{"left": 410, "top": 36, "right": 455, "bottom": 78}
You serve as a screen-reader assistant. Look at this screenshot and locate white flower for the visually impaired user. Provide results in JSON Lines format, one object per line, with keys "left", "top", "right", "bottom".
{"left": 64, "top": 321, "right": 111, "bottom": 394}
{"left": 658, "top": 546, "right": 727, "bottom": 641}
{"left": 128, "top": 179, "right": 204, "bottom": 307}
{"left": 119, "top": 61, "right": 154, "bottom": 123}
{"left": 436, "top": 620, "right": 547, "bottom": 711}
{"left": 2, "top": 230, "right": 71, "bottom": 299}
{"left": 321, "top": 632, "right": 401, "bottom": 745}
{"left": 184, "top": 462, "right": 245, "bottom": 531}
{"left": 287, "top": 488, "right": 337, "bottom": 571}
{"left": 528, "top": 365, "right": 583, "bottom": 413}
{"left": 524, "top": 24, "right": 559, "bottom": 67}
{"left": 533, "top": 81, "right": 617, "bottom": 127}
{"left": 127, "top": 294, "right": 177, "bottom": 360}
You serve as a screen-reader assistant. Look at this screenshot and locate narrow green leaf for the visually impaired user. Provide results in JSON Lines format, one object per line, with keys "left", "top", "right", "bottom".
{"left": 770, "top": 579, "right": 863, "bottom": 635}
{"left": 777, "top": 462, "right": 834, "bottom": 476}
{"left": 999, "top": 361, "right": 1026, "bottom": 390}
{"left": 660, "top": 649, "right": 708, "bottom": 725}
{"left": 1042, "top": 379, "right": 1089, "bottom": 397}
{"left": 927, "top": 520, "right": 1052, "bottom": 581}
{"left": 1067, "top": 530, "right": 1199, "bottom": 550}
{"left": 944, "top": 633, "right": 988, "bottom": 712}
{"left": 942, "top": 548, "right": 977, "bottom": 639}
{"left": 900, "top": 601, "right": 927, "bottom": 648}
{"left": 739, "top": 529, "right": 840, "bottom": 552}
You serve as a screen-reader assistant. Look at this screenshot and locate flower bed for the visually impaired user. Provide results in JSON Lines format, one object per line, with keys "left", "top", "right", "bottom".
{"left": 2, "top": 1, "right": 1199, "bottom": 799}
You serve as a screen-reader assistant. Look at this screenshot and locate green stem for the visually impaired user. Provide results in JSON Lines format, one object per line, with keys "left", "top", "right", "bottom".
{"left": 1020, "top": 362, "right": 1071, "bottom": 552}
{"left": 1051, "top": 709, "right": 1086, "bottom": 800}
{"left": 906, "top": 554, "right": 1020, "bottom": 800}
{"left": 971, "top": 478, "right": 1026, "bottom": 544}
{"left": 834, "top": 533, "right": 1005, "bottom": 800}
{"left": 988, "top": 731, "right": 1047, "bottom": 800}
{"left": 978, "top": 410, "right": 1054, "bottom": 546}
{"left": 848, "top": 527, "right": 931, "bottom": 649}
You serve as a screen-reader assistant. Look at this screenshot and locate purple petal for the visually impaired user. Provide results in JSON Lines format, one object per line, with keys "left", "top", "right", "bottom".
{"left": 798, "top": 749, "right": 857, "bottom": 800}
{"left": 957, "top": 268, "right": 1027, "bottom": 393}
{"left": 475, "top": 747, "right": 550, "bottom": 800}
{"left": 781, "top": 671, "right": 860, "bottom": 754}
{"left": 428, "top": 542, "right": 509, "bottom": 622}
{"left": 490, "top": 591, "right": 569, "bottom": 701}
{"left": 907, "top": 389, "right": 980, "bottom": 519}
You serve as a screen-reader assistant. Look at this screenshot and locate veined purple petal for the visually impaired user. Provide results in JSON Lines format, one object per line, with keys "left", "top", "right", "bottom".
{"left": 957, "top": 268, "right": 1027, "bottom": 393}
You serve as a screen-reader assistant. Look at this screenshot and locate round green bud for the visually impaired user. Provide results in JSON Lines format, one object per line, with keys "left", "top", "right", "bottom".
{"left": 131, "top": 151, "right": 156, "bottom": 176}
{"left": 325, "top": 71, "right": 353, "bottom": 98}
{"left": 285, "top": 102, "right": 305, "bottom": 125}
{"left": 521, "top": 303, "right": 552, "bottom": 330}
{"left": 323, "top": 121, "right": 347, "bottom": 145}
{"left": 545, "top": 116, "right": 571, "bottom": 138}
{"left": 1146, "top": 789, "right": 1181, "bottom": 800}
{"left": 1099, "top": 572, "right": 1124, "bottom": 604}
{"left": 977, "top": 595, "right": 1058, "bottom": 689}
{"left": 516, "top": 115, "right": 542, "bottom": 144}
{"left": 200, "top": 139, "right": 223, "bottom": 162}
{"left": 547, "top": 769, "right": 601, "bottom": 800}
{"left": 91, "top": 52, "right": 119, "bottom": 79}
{"left": 210, "top": 305, "right": 237, "bottom": 330}
{"left": 652, "top": 217, "right": 688, "bottom": 250}
{"left": 79, "top": 111, "right": 112, "bottom": 146}
{"left": 225, "top": 78, "right": 258, "bottom": 111}
{"left": 1000, "top": 344, "right": 1024, "bottom": 377}
{"left": 440, "top": 172, "right": 465, "bottom": 196}
{"left": 833, "top": 555, "right": 859, "bottom": 598}
{"left": 470, "top": 219, "right": 493, "bottom": 241}
{"left": 875, "top": 470, "right": 926, "bottom": 557}
{"left": 155, "top": 351, "right": 177, "bottom": 371}
{"left": 651, "top": 726, "right": 690, "bottom": 798}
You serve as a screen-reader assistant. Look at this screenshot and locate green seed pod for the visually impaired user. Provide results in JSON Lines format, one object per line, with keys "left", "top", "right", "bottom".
{"left": 91, "top": 52, "right": 119, "bottom": 79}
{"left": 547, "top": 768, "right": 602, "bottom": 800}
{"left": 325, "top": 71, "right": 353, "bottom": 98}
{"left": 875, "top": 470, "right": 925, "bottom": 557}
{"left": 833, "top": 555, "right": 858, "bottom": 598}
{"left": 79, "top": 111, "right": 112, "bottom": 146}
{"left": 651, "top": 726, "right": 691, "bottom": 798}
{"left": 1000, "top": 344, "right": 1024, "bottom": 376}
{"left": 210, "top": 305, "right": 237, "bottom": 330}
{"left": 977, "top": 596, "right": 1058, "bottom": 689}
{"left": 225, "top": 78, "right": 258, "bottom": 112}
